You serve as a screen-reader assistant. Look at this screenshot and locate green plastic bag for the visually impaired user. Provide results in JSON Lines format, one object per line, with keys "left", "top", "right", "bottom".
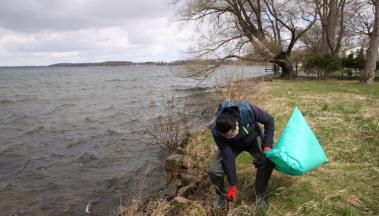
{"left": 265, "top": 107, "right": 328, "bottom": 175}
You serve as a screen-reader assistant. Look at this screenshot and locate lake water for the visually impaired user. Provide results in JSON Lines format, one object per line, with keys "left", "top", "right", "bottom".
{"left": 0, "top": 65, "right": 269, "bottom": 215}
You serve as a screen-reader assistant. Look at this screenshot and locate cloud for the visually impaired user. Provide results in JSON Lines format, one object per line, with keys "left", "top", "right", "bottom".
{"left": 0, "top": 27, "right": 129, "bottom": 53}
{"left": 0, "top": 18, "right": 198, "bottom": 65}
{"left": 0, "top": 0, "right": 199, "bottom": 66}
{"left": 0, "top": 0, "right": 171, "bottom": 32}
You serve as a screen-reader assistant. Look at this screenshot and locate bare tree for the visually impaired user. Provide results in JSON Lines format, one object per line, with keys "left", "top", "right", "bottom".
{"left": 300, "top": 23, "right": 323, "bottom": 54}
{"left": 314, "top": 0, "right": 353, "bottom": 56}
{"left": 361, "top": 0, "right": 379, "bottom": 84}
{"left": 175, "top": 0, "right": 317, "bottom": 79}
{"left": 347, "top": 0, "right": 375, "bottom": 37}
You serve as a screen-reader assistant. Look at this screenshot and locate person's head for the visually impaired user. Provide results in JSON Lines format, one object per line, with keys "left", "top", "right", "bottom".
{"left": 215, "top": 109, "right": 239, "bottom": 138}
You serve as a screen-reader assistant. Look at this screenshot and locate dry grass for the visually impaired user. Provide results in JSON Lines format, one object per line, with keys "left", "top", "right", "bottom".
{"left": 118, "top": 200, "right": 170, "bottom": 216}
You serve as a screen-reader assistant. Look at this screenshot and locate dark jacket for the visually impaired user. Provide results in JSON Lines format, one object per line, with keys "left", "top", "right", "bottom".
{"left": 211, "top": 103, "right": 275, "bottom": 186}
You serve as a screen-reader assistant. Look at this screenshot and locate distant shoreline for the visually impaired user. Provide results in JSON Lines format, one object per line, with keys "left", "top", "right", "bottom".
{"left": 49, "top": 60, "right": 269, "bottom": 67}
{"left": 48, "top": 61, "right": 168, "bottom": 67}
{"left": 0, "top": 60, "right": 270, "bottom": 68}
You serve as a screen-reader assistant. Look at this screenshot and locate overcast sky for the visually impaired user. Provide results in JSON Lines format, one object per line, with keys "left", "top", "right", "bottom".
{"left": 0, "top": 0, "right": 198, "bottom": 66}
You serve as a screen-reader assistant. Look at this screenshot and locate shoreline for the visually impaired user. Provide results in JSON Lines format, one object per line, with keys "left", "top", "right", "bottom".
{"left": 115, "top": 75, "right": 274, "bottom": 215}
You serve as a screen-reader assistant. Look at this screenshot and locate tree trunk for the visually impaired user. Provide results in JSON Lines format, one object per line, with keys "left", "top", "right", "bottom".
{"left": 321, "top": 26, "right": 329, "bottom": 55}
{"left": 320, "top": 0, "right": 330, "bottom": 55}
{"left": 271, "top": 59, "right": 294, "bottom": 79}
{"left": 278, "top": 60, "right": 295, "bottom": 79}
{"left": 327, "top": 0, "right": 338, "bottom": 55}
{"left": 271, "top": 51, "right": 295, "bottom": 79}
{"left": 319, "top": 0, "right": 342, "bottom": 56}
{"left": 360, "top": 0, "right": 379, "bottom": 85}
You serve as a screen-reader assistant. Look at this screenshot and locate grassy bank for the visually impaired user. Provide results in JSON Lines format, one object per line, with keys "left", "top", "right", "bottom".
{"left": 120, "top": 80, "right": 379, "bottom": 216}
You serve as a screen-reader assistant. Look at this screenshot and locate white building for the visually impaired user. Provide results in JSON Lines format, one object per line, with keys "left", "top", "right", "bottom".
{"left": 343, "top": 45, "right": 379, "bottom": 59}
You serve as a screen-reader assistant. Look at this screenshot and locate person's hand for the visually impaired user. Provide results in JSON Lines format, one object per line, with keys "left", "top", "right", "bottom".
{"left": 263, "top": 147, "right": 272, "bottom": 154}
{"left": 227, "top": 186, "right": 237, "bottom": 202}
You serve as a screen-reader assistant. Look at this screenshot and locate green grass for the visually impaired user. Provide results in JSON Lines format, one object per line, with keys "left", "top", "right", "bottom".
{"left": 247, "top": 80, "right": 378, "bottom": 215}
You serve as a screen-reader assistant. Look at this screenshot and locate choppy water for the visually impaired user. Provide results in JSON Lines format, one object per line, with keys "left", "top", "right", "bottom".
{"left": 0, "top": 65, "right": 268, "bottom": 215}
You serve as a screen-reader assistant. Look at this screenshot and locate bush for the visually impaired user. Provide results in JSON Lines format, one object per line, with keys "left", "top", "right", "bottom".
{"left": 303, "top": 48, "right": 368, "bottom": 79}
{"left": 342, "top": 49, "right": 366, "bottom": 70}
{"left": 355, "top": 49, "right": 366, "bottom": 70}
{"left": 150, "top": 97, "right": 188, "bottom": 153}
{"left": 341, "top": 53, "right": 355, "bottom": 69}
{"left": 303, "top": 54, "right": 342, "bottom": 78}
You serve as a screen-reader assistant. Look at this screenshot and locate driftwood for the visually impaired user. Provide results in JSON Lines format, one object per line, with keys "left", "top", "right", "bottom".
{"left": 164, "top": 153, "right": 208, "bottom": 203}
{"left": 173, "top": 196, "right": 192, "bottom": 203}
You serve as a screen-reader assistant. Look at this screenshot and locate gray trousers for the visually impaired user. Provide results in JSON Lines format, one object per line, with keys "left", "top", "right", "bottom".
{"left": 208, "top": 136, "right": 274, "bottom": 195}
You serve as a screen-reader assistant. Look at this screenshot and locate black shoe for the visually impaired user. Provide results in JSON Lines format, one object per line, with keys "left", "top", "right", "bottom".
{"left": 213, "top": 193, "right": 225, "bottom": 209}
{"left": 256, "top": 193, "right": 267, "bottom": 208}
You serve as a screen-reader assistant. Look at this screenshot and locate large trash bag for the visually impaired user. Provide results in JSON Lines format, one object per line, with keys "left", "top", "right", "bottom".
{"left": 265, "top": 107, "right": 328, "bottom": 175}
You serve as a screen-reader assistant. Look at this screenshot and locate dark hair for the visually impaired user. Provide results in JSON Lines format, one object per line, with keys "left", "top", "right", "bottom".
{"left": 215, "top": 109, "right": 238, "bottom": 134}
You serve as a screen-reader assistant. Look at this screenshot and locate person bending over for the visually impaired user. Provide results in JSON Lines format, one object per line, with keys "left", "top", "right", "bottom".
{"left": 208, "top": 101, "right": 275, "bottom": 209}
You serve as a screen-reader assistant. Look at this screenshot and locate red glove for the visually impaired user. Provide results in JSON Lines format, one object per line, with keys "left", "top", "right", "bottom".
{"left": 263, "top": 147, "right": 272, "bottom": 154}
{"left": 227, "top": 186, "right": 237, "bottom": 202}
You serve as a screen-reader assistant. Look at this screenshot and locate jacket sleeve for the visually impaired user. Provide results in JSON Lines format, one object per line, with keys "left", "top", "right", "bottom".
{"left": 212, "top": 132, "right": 238, "bottom": 186}
{"left": 249, "top": 104, "right": 275, "bottom": 148}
